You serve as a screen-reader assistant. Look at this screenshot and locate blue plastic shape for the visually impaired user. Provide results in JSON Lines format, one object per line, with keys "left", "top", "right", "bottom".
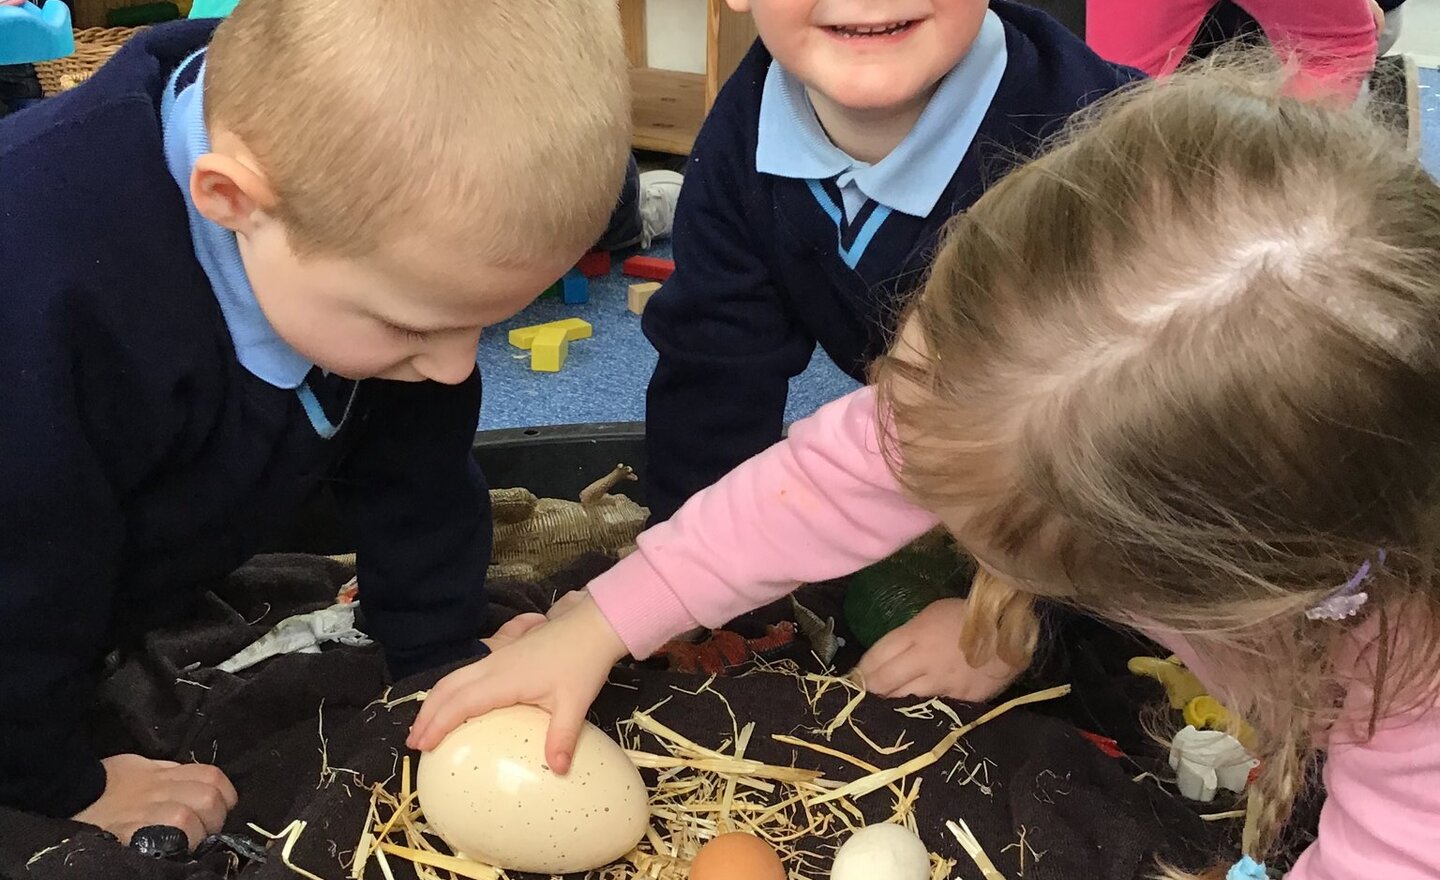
{"left": 0, "top": 1, "right": 75, "bottom": 65}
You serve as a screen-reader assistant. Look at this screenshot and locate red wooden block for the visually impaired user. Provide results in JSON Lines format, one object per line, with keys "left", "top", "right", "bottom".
{"left": 622, "top": 255, "right": 675, "bottom": 282}
{"left": 577, "top": 250, "right": 611, "bottom": 278}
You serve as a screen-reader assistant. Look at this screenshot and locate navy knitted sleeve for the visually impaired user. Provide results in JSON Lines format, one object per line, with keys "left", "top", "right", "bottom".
{"left": 332, "top": 373, "right": 493, "bottom": 680}
{"left": 642, "top": 78, "right": 817, "bottom": 524}
{"left": 0, "top": 301, "right": 120, "bottom": 817}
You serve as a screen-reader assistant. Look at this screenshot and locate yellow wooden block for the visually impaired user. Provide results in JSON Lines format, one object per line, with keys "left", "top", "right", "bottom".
{"left": 530, "top": 326, "right": 571, "bottom": 372}
{"left": 509, "top": 318, "right": 592, "bottom": 351}
{"left": 627, "top": 282, "right": 661, "bottom": 315}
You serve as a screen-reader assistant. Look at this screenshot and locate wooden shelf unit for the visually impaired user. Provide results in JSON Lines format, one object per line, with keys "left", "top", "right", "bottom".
{"left": 620, "top": 0, "right": 757, "bottom": 155}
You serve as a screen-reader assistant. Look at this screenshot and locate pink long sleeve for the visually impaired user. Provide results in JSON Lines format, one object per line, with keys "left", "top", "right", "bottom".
{"left": 587, "top": 386, "right": 939, "bottom": 659}
{"left": 1289, "top": 712, "right": 1440, "bottom": 879}
{"left": 1087, "top": 0, "right": 1378, "bottom": 100}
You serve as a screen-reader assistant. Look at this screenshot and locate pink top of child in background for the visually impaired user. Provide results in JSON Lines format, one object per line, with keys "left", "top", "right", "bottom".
{"left": 589, "top": 387, "right": 1440, "bottom": 879}
{"left": 1086, "top": 0, "right": 1380, "bottom": 100}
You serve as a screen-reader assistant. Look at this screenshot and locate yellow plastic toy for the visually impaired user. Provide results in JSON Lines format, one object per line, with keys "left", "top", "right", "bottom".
{"left": 508, "top": 318, "right": 592, "bottom": 373}
{"left": 508, "top": 318, "right": 592, "bottom": 350}
{"left": 1129, "top": 655, "right": 1256, "bottom": 748}
{"left": 1127, "top": 655, "right": 1207, "bottom": 709}
{"left": 530, "top": 326, "right": 571, "bottom": 372}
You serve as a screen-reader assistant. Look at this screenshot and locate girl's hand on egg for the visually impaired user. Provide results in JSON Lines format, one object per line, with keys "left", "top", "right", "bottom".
{"left": 407, "top": 594, "right": 628, "bottom": 775}
{"left": 481, "top": 612, "right": 549, "bottom": 650}
{"left": 855, "top": 597, "right": 1026, "bottom": 702}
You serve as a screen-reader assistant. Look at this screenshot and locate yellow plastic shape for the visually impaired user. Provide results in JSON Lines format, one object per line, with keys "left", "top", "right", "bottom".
{"left": 508, "top": 317, "right": 592, "bottom": 351}
{"left": 1128, "top": 655, "right": 1207, "bottom": 710}
{"left": 530, "top": 326, "right": 570, "bottom": 372}
{"left": 1183, "top": 695, "right": 1257, "bottom": 748}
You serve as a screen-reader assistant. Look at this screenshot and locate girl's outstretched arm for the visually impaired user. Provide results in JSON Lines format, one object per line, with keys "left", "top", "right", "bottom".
{"left": 409, "top": 386, "right": 940, "bottom": 770}
{"left": 588, "top": 386, "right": 940, "bottom": 661}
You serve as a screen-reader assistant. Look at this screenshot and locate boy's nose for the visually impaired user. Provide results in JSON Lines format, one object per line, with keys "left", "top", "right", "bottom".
{"left": 414, "top": 335, "right": 481, "bottom": 385}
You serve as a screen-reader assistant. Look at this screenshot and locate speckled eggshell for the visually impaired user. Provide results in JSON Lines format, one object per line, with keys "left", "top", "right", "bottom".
{"left": 830, "top": 824, "right": 931, "bottom": 880}
{"left": 416, "top": 705, "right": 649, "bottom": 874}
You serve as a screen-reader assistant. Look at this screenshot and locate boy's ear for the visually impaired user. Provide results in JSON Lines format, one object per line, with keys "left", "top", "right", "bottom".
{"left": 724, "top": 0, "right": 750, "bottom": 12}
{"left": 190, "top": 153, "right": 276, "bottom": 235}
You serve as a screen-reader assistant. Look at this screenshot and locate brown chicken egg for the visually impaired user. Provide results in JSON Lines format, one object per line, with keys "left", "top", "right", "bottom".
{"left": 689, "top": 833, "right": 786, "bottom": 880}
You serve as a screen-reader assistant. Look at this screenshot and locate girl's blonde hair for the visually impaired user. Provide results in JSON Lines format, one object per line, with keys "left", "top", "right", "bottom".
{"left": 876, "top": 61, "right": 1440, "bottom": 876}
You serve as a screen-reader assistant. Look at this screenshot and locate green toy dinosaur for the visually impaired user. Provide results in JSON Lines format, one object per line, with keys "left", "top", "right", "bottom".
{"left": 843, "top": 530, "right": 973, "bottom": 648}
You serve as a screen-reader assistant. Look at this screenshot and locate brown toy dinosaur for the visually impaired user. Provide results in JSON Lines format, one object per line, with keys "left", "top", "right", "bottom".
{"left": 656, "top": 622, "right": 798, "bottom": 676}
{"left": 329, "top": 464, "right": 648, "bottom": 587}
{"left": 487, "top": 464, "right": 648, "bottom": 581}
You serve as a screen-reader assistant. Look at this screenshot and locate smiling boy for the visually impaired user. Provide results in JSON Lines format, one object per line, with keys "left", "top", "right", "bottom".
{"left": 643, "top": 0, "right": 1141, "bottom": 524}
{"left": 638, "top": 0, "right": 1140, "bottom": 699}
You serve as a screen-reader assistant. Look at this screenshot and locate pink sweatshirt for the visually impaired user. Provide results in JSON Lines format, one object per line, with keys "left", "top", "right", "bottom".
{"left": 589, "top": 387, "right": 1440, "bottom": 879}
{"left": 1086, "top": 0, "right": 1379, "bottom": 100}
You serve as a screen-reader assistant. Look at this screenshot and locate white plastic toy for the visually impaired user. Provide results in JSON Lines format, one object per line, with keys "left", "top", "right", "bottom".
{"left": 1169, "top": 725, "right": 1258, "bottom": 802}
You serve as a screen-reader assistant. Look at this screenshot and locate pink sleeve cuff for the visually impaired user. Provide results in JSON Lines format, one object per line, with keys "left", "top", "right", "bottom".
{"left": 588, "top": 544, "right": 703, "bottom": 659}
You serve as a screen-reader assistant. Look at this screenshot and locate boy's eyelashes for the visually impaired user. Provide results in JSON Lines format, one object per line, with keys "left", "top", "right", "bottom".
{"left": 383, "top": 321, "right": 487, "bottom": 344}
{"left": 379, "top": 321, "right": 432, "bottom": 342}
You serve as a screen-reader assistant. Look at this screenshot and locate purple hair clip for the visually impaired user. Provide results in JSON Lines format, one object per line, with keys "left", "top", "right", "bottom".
{"left": 1305, "top": 549, "right": 1385, "bottom": 622}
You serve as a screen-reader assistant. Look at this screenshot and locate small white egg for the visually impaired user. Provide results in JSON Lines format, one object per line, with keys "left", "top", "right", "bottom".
{"left": 416, "top": 706, "right": 649, "bottom": 874}
{"left": 830, "top": 823, "right": 930, "bottom": 880}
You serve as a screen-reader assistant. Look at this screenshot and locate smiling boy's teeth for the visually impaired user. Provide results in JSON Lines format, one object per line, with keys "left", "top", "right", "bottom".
{"left": 830, "top": 20, "right": 911, "bottom": 36}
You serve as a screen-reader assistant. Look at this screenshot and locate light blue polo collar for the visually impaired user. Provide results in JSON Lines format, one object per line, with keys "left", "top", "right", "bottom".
{"left": 159, "top": 50, "right": 314, "bottom": 390}
{"left": 756, "top": 8, "right": 1008, "bottom": 219}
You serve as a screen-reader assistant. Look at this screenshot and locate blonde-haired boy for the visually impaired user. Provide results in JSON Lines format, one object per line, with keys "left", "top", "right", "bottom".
{"left": 0, "top": 0, "right": 628, "bottom": 846}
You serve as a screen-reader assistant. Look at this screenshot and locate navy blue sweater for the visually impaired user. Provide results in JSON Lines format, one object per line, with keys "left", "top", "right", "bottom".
{"left": 0, "top": 22, "right": 492, "bottom": 818}
{"left": 642, "top": 1, "right": 1141, "bottom": 523}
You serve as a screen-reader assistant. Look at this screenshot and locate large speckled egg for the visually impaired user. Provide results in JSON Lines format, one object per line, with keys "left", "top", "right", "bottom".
{"left": 689, "top": 833, "right": 785, "bottom": 880}
{"left": 416, "top": 706, "right": 649, "bottom": 874}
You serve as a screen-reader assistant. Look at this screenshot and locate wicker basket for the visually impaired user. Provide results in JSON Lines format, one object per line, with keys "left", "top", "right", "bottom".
{"left": 33, "top": 27, "right": 143, "bottom": 97}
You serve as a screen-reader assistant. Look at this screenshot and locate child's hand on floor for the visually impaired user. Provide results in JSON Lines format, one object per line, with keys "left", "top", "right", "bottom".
{"left": 72, "top": 754, "right": 237, "bottom": 850}
{"left": 856, "top": 598, "right": 1026, "bottom": 702}
{"left": 407, "top": 594, "right": 628, "bottom": 774}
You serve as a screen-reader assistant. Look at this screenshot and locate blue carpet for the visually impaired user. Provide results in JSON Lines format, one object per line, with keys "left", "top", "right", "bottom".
{"left": 476, "top": 241, "right": 859, "bottom": 429}
{"left": 482, "top": 63, "right": 1439, "bottom": 431}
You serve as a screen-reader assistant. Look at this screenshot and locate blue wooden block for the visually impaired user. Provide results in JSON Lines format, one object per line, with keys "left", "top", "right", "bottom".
{"left": 562, "top": 269, "right": 589, "bottom": 305}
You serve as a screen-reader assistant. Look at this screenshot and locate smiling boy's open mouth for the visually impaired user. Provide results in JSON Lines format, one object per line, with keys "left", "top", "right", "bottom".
{"left": 826, "top": 20, "right": 917, "bottom": 38}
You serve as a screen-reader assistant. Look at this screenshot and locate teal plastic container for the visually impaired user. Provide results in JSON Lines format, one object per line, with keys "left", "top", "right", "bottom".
{"left": 0, "top": 1, "right": 75, "bottom": 65}
{"left": 188, "top": 0, "right": 240, "bottom": 18}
